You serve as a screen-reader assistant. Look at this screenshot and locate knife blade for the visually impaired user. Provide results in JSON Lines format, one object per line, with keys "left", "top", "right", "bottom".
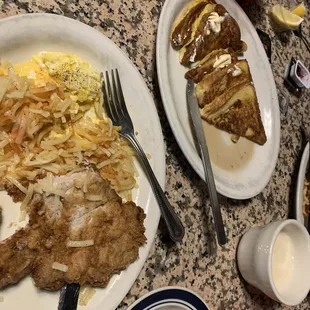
{"left": 186, "top": 80, "right": 227, "bottom": 245}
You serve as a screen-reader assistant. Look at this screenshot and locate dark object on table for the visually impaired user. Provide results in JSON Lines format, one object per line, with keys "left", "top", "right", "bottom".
{"left": 256, "top": 29, "right": 271, "bottom": 63}
{"left": 284, "top": 57, "right": 303, "bottom": 97}
{"left": 276, "top": 87, "right": 288, "bottom": 115}
{"left": 58, "top": 283, "right": 80, "bottom": 310}
{"left": 294, "top": 24, "right": 310, "bottom": 54}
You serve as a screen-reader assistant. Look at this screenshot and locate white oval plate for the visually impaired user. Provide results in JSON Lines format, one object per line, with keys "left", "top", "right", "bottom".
{"left": 0, "top": 14, "right": 165, "bottom": 310}
{"left": 128, "top": 287, "right": 209, "bottom": 310}
{"left": 156, "top": 0, "right": 280, "bottom": 199}
{"left": 295, "top": 143, "right": 309, "bottom": 224}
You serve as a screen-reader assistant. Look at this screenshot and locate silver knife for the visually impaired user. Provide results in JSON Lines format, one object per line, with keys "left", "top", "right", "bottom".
{"left": 186, "top": 80, "right": 227, "bottom": 245}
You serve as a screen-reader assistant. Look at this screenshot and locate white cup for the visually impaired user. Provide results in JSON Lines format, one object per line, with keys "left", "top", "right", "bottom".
{"left": 237, "top": 219, "right": 310, "bottom": 306}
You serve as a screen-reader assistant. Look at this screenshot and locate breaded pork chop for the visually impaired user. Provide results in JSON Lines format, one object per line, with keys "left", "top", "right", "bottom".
{"left": 0, "top": 170, "right": 146, "bottom": 290}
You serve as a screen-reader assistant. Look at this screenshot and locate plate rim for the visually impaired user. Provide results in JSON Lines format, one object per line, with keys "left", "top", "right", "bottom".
{"left": 156, "top": 0, "right": 280, "bottom": 200}
{"left": 127, "top": 286, "right": 210, "bottom": 310}
{"left": 295, "top": 142, "right": 309, "bottom": 224}
{"left": 0, "top": 12, "right": 166, "bottom": 310}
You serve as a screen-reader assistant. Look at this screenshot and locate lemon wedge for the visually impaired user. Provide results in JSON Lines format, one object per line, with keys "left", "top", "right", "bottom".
{"left": 291, "top": 2, "right": 307, "bottom": 18}
{"left": 270, "top": 4, "right": 303, "bottom": 30}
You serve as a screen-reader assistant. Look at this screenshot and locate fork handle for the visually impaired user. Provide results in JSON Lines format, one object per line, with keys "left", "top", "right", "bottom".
{"left": 124, "top": 133, "right": 185, "bottom": 242}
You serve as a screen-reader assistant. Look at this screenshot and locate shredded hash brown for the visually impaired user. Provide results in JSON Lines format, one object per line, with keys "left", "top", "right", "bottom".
{"left": 0, "top": 60, "right": 137, "bottom": 205}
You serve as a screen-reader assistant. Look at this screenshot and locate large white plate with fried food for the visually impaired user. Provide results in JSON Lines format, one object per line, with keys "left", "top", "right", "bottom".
{"left": 156, "top": 0, "right": 280, "bottom": 199}
{"left": 0, "top": 14, "right": 165, "bottom": 310}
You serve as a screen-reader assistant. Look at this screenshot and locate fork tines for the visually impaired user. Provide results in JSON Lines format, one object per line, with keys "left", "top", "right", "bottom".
{"left": 101, "top": 69, "right": 132, "bottom": 129}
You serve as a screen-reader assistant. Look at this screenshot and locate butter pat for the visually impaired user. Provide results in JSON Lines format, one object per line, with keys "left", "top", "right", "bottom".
{"left": 213, "top": 54, "right": 232, "bottom": 69}
{"left": 232, "top": 65, "right": 242, "bottom": 77}
{"left": 228, "top": 65, "right": 242, "bottom": 77}
{"left": 208, "top": 12, "right": 225, "bottom": 34}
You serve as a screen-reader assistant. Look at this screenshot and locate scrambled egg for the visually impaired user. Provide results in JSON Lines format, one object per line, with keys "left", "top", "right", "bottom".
{"left": 12, "top": 51, "right": 101, "bottom": 102}
{"left": 13, "top": 58, "right": 55, "bottom": 86}
{"left": 3, "top": 52, "right": 103, "bottom": 141}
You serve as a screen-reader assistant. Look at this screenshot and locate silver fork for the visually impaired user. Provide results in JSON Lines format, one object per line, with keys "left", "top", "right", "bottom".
{"left": 102, "top": 69, "right": 185, "bottom": 242}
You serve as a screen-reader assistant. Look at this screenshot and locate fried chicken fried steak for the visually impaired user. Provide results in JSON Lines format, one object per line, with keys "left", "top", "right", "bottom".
{"left": 0, "top": 169, "right": 146, "bottom": 290}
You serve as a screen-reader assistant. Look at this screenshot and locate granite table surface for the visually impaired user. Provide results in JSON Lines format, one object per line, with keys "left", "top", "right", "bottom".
{"left": 0, "top": 0, "right": 310, "bottom": 309}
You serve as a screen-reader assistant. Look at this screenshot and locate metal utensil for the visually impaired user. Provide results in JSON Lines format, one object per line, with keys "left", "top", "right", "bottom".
{"left": 186, "top": 80, "right": 227, "bottom": 245}
{"left": 294, "top": 24, "right": 310, "bottom": 54}
{"left": 102, "top": 69, "right": 185, "bottom": 242}
{"left": 58, "top": 283, "right": 80, "bottom": 310}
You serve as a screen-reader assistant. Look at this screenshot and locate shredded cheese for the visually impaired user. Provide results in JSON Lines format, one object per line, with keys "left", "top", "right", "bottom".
{"left": 20, "top": 183, "right": 34, "bottom": 212}
{"left": 52, "top": 262, "right": 68, "bottom": 272}
{"left": 5, "top": 175, "right": 27, "bottom": 194}
{"left": 67, "top": 240, "right": 94, "bottom": 248}
{"left": 85, "top": 194, "right": 104, "bottom": 201}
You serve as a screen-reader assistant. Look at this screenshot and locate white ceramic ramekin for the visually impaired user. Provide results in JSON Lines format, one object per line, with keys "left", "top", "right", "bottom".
{"left": 237, "top": 219, "right": 310, "bottom": 306}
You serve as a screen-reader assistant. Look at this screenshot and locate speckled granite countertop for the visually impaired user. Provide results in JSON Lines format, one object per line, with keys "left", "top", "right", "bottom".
{"left": 1, "top": 0, "right": 309, "bottom": 309}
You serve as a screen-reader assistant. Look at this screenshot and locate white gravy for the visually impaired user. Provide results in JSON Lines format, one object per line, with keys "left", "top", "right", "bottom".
{"left": 271, "top": 231, "right": 295, "bottom": 293}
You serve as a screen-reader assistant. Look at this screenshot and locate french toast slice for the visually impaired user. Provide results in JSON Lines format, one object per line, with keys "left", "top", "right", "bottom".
{"left": 170, "top": 0, "right": 216, "bottom": 49}
{"left": 196, "top": 59, "right": 252, "bottom": 107}
{"left": 179, "top": 4, "right": 245, "bottom": 66}
{"left": 185, "top": 48, "right": 238, "bottom": 83}
{"left": 200, "top": 82, "right": 267, "bottom": 145}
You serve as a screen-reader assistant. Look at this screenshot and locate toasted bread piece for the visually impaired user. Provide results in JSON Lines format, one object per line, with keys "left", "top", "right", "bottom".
{"left": 179, "top": 4, "right": 216, "bottom": 64}
{"left": 180, "top": 4, "right": 244, "bottom": 66}
{"left": 170, "top": 0, "right": 215, "bottom": 49}
{"left": 200, "top": 83, "right": 267, "bottom": 145}
{"left": 185, "top": 48, "right": 238, "bottom": 83}
{"left": 196, "top": 59, "right": 252, "bottom": 107}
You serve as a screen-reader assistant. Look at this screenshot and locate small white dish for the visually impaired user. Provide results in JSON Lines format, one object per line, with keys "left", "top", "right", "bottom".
{"left": 127, "top": 287, "right": 209, "bottom": 310}
{"left": 295, "top": 142, "right": 309, "bottom": 224}
{"left": 290, "top": 60, "right": 310, "bottom": 89}
{"left": 237, "top": 219, "right": 310, "bottom": 306}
